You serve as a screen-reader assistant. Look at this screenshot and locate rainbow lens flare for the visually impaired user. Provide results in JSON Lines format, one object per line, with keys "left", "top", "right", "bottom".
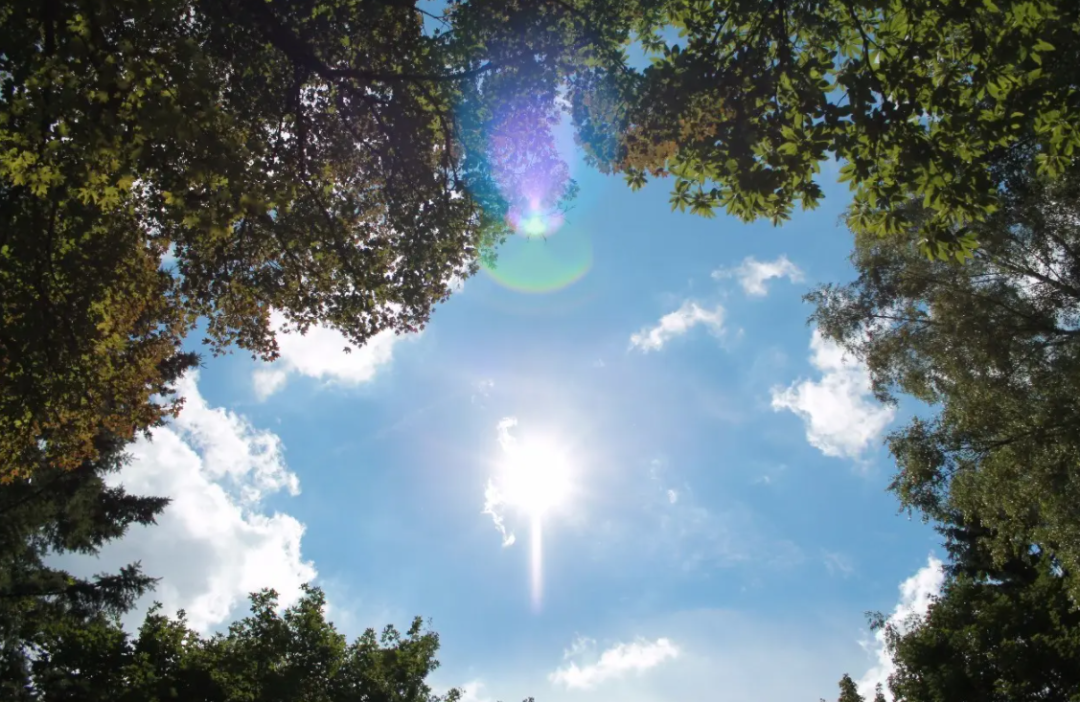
{"left": 482, "top": 214, "right": 592, "bottom": 293}
{"left": 467, "top": 95, "right": 593, "bottom": 293}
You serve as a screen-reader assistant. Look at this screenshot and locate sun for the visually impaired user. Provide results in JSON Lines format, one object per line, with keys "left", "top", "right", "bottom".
{"left": 489, "top": 420, "right": 576, "bottom": 610}
{"left": 499, "top": 437, "right": 572, "bottom": 518}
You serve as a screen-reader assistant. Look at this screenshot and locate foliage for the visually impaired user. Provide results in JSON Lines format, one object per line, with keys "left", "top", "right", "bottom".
{"left": 810, "top": 161, "right": 1080, "bottom": 601}
{"left": 0, "top": 179, "right": 195, "bottom": 478}
{"left": 0, "top": 381, "right": 463, "bottom": 701}
{"left": 0, "top": 0, "right": 562, "bottom": 479}
{"left": 568, "top": 0, "right": 1080, "bottom": 257}
{"left": 7, "top": 583, "right": 460, "bottom": 702}
{"left": 866, "top": 514, "right": 1080, "bottom": 702}
{"left": 8, "top": 0, "right": 1080, "bottom": 482}
{"left": 826, "top": 674, "right": 885, "bottom": 702}
{"left": 0, "top": 421, "right": 185, "bottom": 697}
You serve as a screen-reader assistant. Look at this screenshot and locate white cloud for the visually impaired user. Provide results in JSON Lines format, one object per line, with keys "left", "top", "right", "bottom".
{"left": 441, "top": 608, "right": 878, "bottom": 702}
{"left": 713, "top": 256, "right": 804, "bottom": 297}
{"left": 252, "top": 367, "right": 289, "bottom": 399}
{"left": 858, "top": 555, "right": 945, "bottom": 699}
{"left": 496, "top": 416, "right": 518, "bottom": 451}
{"left": 549, "top": 636, "right": 680, "bottom": 690}
{"left": 253, "top": 310, "right": 414, "bottom": 400}
{"left": 482, "top": 417, "right": 518, "bottom": 547}
{"left": 771, "top": 330, "right": 895, "bottom": 460}
{"left": 58, "top": 371, "right": 315, "bottom": 633}
{"left": 629, "top": 301, "right": 725, "bottom": 352}
{"left": 456, "top": 680, "right": 495, "bottom": 702}
{"left": 667, "top": 489, "right": 679, "bottom": 504}
{"left": 482, "top": 481, "right": 516, "bottom": 548}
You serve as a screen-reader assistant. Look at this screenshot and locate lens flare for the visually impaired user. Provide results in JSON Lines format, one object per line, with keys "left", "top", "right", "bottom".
{"left": 509, "top": 206, "right": 565, "bottom": 239}
{"left": 482, "top": 218, "right": 591, "bottom": 293}
{"left": 460, "top": 94, "right": 593, "bottom": 294}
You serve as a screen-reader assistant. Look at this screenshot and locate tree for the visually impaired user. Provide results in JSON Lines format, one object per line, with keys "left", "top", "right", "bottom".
{"left": 809, "top": 159, "right": 1080, "bottom": 600}
{"left": 566, "top": 0, "right": 1080, "bottom": 257}
{"left": 838, "top": 674, "right": 866, "bottom": 702}
{"left": 0, "top": 383, "right": 466, "bottom": 701}
{"left": 0, "top": 0, "right": 583, "bottom": 479}
{"left": 0, "top": 431, "right": 177, "bottom": 697}
{"left": 8, "top": 0, "right": 1079, "bottom": 482}
{"left": 823, "top": 674, "right": 885, "bottom": 702}
{"left": 864, "top": 515, "right": 1080, "bottom": 702}
{"left": 18, "top": 585, "right": 462, "bottom": 702}
{"left": 0, "top": 349, "right": 196, "bottom": 697}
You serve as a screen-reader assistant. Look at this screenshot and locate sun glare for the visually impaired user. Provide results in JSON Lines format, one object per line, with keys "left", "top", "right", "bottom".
{"left": 491, "top": 426, "right": 575, "bottom": 611}
{"left": 520, "top": 213, "right": 549, "bottom": 238}
{"left": 500, "top": 438, "right": 572, "bottom": 518}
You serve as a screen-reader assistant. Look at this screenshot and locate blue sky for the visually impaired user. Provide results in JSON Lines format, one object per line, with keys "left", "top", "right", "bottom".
{"left": 68, "top": 124, "right": 948, "bottom": 702}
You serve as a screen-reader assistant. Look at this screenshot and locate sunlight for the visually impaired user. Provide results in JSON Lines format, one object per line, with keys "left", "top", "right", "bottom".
{"left": 492, "top": 425, "right": 575, "bottom": 610}
{"left": 519, "top": 213, "right": 549, "bottom": 238}
{"left": 499, "top": 436, "right": 572, "bottom": 518}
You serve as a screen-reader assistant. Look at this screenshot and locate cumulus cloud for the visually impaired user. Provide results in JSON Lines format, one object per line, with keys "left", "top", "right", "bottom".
{"left": 629, "top": 301, "right": 725, "bottom": 352}
{"left": 771, "top": 330, "right": 895, "bottom": 460}
{"left": 439, "top": 607, "right": 886, "bottom": 702}
{"left": 482, "top": 417, "right": 518, "bottom": 547}
{"left": 858, "top": 556, "right": 945, "bottom": 699}
{"left": 58, "top": 371, "right": 315, "bottom": 633}
{"left": 549, "top": 636, "right": 680, "bottom": 690}
{"left": 713, "top": 255, "right": 805, "bottom": 297}
{"left": 253, "top": 311, "right": 414, "bottom": 400}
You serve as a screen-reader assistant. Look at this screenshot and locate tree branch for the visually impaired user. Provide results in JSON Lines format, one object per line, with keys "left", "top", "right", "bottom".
{"left": 234, "top": 0, "right": 499, "bottom": 84}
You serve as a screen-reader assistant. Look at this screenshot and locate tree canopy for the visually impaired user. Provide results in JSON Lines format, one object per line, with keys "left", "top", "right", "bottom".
{"left": 1, "top": 427, "right": 173, "bottom": 695}
{"left": 4, "top": 0, "right": 1080, "bottom": 483}
{"left": 829, "top": 674, "right": 885, "bottom": 702}
{"left": 0, "top": 0, "right": 496, "bottom": 478}
{"left": 0, "top": 388, "right": 465, "bottom": 702}
{"left": 566, "top": 0, "right": 1080, "bottom": 251}
{"left": 810, "top": 159, "right": 1080, "bottom": 601}
{"left": 830, "top": 512, "right": 1080, "bottom": 702}
{"left": 11, "top": 586, "right": 457, "bottom": 702}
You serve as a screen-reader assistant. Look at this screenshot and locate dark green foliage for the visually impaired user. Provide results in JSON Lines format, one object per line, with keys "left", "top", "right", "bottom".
{"left": 821, "top": 674, "right": 885, "bottom": 702}
{"left": 0, "top": 434, "right": 172, "bottom": 698}
{"left": 838, "top": 674, "right": 865, "bottom": 702}
{"left": 810, "top": 161, "right": 1080, "bottom": 601}
{"left": 0, "top": 352, "right": 198, "bottom": 698}
{"left": 16, "top": 586, "right": 461, "bottom": 702}
{"left": 856, "top": 516, "right": 1080, "bottom": 702}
